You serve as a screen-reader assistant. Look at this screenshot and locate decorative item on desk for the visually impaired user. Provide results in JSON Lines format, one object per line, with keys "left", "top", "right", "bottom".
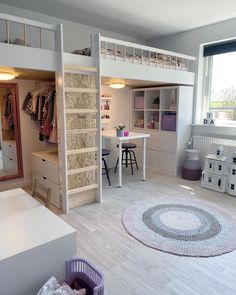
{"left": 124, "top": 131, "right": 129, "bottom": 137}
{"left": 115, "top": 124, "right": 125, "bottom": 137}
{"left": 203, "top": 112, "right": 215, "bottom": 125}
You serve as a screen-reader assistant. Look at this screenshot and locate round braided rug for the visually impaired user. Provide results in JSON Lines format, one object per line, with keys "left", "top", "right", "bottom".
{"left": 122, "top": 197, "right": 236, "bottom": 257}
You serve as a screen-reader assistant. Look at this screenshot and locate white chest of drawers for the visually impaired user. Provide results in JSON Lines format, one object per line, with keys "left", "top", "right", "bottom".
{"left": 32, "top": 150, "right": 61, "bottom": 209}
{"left": 2, "top": 140, "right": 18, "bottom": 174}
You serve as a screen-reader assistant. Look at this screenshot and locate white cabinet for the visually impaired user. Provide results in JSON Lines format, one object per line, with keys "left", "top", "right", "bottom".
{"left": 130, "top": 86, "right": 193, "bottom": 175}
{"left": 2, "top": 140, "right": 18, "bottom": 174}
{"left": 32, "top": 150, "right": 61, "bottom": 209}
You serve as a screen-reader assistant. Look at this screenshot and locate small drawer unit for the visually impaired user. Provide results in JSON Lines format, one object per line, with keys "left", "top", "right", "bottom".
{"left": 201, "top": 154, "right": 228, "bottom": 193}
{"left": 32, "top": 150, "right": 61, "bottom": 209}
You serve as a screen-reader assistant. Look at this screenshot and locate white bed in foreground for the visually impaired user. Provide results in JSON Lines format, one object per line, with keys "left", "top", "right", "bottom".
{"left": 0, "top": 188, "right": 76, "bottom": 295}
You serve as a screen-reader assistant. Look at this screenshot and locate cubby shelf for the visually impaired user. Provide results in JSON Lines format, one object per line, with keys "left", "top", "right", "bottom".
{"left": 129, "top": 85, "right": 194, "bottom": 176}
{"left": 130, "top": 87, "right": 178, "bottom": 132}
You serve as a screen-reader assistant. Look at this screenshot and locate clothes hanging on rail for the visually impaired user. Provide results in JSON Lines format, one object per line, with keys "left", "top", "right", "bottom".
{"left": 3, "top": 93, "right": 15, "bottom": 130}
{"left": 22, "top": 84, "right": 57, "bottom": 143}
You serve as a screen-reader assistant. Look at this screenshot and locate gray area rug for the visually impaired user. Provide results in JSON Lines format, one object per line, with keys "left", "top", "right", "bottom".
{"left": 122, "top": 197, "right": 236, "bottom": 257}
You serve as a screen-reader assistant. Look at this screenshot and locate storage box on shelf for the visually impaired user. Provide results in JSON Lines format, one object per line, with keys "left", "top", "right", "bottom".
{"left": 201, "top": 154, "right": 228, "bottom": 193}
{"left": 130, "top": 86, "right": 193, "bottom": 175}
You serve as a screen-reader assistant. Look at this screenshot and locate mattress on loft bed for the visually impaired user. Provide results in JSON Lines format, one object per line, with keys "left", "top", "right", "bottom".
{"left": 100, "top": 48, "right": 188, "bottom": 71}
{"left": 70, "top": 46, "right": 188, "bottom": 71}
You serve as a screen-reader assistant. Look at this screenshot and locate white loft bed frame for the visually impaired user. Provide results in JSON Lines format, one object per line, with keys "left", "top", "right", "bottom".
{"left": 0, "top": 13, "right": 196, "bottom": 213}
{"left": 0, "top": 13, "right": 196, "bottom": 84}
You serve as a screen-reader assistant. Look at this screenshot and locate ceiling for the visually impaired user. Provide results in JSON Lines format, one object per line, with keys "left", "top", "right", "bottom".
{"left": 1, "top": 0, "right": 236, "bottom": 40}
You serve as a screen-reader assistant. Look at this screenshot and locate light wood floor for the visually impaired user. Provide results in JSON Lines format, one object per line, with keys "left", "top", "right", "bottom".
{"left": 61, "top": 170, "right": 236, "bottom": 295}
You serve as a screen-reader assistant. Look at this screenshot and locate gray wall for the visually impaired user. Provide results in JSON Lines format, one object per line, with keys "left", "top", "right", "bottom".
{"left": 149, "top": 18, "right": 236, "bottom": 139}
{"left": 0, "top": 3, "right": 145, "bottom": 53}
{"left": 149, "top": 18, "right": 236, "bottom": 57}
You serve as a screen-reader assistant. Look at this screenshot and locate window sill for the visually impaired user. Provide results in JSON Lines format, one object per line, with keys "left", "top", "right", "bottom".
{"left": 192, "top": 124, "right": 236, "bottom": 128}
{"left": 191, "top": 124, "right": 236, "bottom": 139}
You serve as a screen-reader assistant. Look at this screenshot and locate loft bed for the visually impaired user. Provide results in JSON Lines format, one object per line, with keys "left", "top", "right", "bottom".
{"left": 0, "top": 13, "right": 196, "bottom": 85}
{"left": 0, "top": 13, "right": 61, "bottom": 72}
{"left": 67, "top": 35, "right": 196, "bottom": 85}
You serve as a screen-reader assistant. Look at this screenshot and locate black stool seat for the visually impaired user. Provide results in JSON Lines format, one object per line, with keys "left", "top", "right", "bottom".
{"left": 102, "top": 148, "right": 110, "bottom": 156}
{"left": 115, "top": 142, "right": 138, "bottom": 175}
{"left": 116, "top": 143, "right": 137, "bottom": 149}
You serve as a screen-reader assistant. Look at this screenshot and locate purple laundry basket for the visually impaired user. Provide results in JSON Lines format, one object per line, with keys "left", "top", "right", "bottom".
{"left": 65, "top": 257, "right": 104, "bottom": 295}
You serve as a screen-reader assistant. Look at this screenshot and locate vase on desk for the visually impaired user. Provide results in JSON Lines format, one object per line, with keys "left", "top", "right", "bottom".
{"left": 116, "top": 129, "right": 124, "bottom": 137}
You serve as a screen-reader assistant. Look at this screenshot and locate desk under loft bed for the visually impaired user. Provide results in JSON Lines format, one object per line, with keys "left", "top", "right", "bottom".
{"left": 0, "top": 12, "right": 196, "bottom": 213}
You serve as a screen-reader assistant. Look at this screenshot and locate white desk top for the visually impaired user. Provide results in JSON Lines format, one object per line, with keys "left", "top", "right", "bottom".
{"left": 102, "top": 130, "right": 150, "bottom": 140}
{"left": 0, "top": 188, "right": 76, "bottom": 261}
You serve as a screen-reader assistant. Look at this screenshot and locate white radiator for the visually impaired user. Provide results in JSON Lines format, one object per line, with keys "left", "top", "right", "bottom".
{"left": 192, "top": 136, "right": 236, "bottom": 168}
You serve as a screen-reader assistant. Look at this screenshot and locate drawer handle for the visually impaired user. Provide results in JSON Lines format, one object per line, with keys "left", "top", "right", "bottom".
{"left": 42, "top": 176, "right": 47, "bottom": 180}
{"left": 42, "top": 159, "right": 46, "bottom": 162}
{"left": 10, "top": 158, "right": 13, "bottom": 161}
{"left": 9, "top": 145, "right": 12, "bottom": 147}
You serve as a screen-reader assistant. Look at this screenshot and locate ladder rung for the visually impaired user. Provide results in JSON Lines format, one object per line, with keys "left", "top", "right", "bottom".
{"left": 67, "top": 165, "right": 98, "bottom": 175}
{"left": 64, "top": 65, "right": 98, "bottom": 73}
{"left": 67, "top": 147, "right": 98, "bottom": 155}
{"left": 66, "top": 128, "right": 98, "bottom": 135}
{"left": 65, "top": 109, "right": 98, "bottom": 114}
{"left": 68, "top": 184, "right": 98, "bottom": 195}
{"left": 65, "top": 87, "right": 97, "bottom": 93}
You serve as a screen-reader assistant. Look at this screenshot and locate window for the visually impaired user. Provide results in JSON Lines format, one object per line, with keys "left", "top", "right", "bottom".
{"left": 201, "top": 40, "right": 236, "bottom": 125}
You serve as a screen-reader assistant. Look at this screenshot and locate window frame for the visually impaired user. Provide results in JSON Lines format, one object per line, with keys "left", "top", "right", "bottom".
{"left": 196, "top": 38, "right": 236, "bottom": 127}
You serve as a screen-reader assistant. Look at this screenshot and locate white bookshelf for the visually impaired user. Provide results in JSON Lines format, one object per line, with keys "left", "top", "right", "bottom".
{"left": 130, "top": 86, "right": 193, "bottom": 175}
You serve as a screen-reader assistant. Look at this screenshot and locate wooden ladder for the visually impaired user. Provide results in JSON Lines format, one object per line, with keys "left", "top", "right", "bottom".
{"left": 63, "top": 64, "right": 101, "bottom": 209}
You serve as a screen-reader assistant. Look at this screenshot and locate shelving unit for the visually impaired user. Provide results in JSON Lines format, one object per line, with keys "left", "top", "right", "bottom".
{"left": 130, "top": 87, "right": 178, "bottom": 132}
{"left": 130, "top": 86, "right": 193, "bottom": 175}
{"left": 101, "top": 95, "right": 112, "bottom": 126}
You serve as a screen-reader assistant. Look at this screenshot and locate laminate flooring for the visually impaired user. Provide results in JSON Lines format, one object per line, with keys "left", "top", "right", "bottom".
{"left": 61, "top": 170, "right": 236, "bottom": 295}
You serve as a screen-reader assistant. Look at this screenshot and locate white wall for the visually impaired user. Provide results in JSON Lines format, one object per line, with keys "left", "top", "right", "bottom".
{"left": 101, "top": 85, "right": 130, "bottom": 168}
{"left": 0, "top": 3, "right": 145, "bottom": 53}
{"left": 0, "top": 79, "right": 55, "bottom": 191}
{"left": 149, "top": 18, "right": 236, "bottom": 139}
{"left": 149, "top": 18, "right": 236, "bottom": 57}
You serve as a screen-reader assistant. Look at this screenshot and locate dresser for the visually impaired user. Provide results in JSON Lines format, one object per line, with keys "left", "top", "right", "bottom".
{"left": 0, "top": 188, "right": 76, "bottom": 295}
{"left": 2, "top": 140, "right": 18, "bottom": 174}
{"left": 32, "top": 150, "right": 61, "bottom": 209}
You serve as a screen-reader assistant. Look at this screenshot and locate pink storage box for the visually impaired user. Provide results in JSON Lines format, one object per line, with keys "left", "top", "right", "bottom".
{"left": 134, "top": 97, "right": 144, "bottom": 109}
{"left": 162, "top": 114, "right": 176, "bottom": 131}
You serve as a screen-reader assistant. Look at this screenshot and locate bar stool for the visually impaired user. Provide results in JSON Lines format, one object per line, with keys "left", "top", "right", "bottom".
{"left": 102, "top": 148, "right": 111, "bottom": 186}
{"left": 114, "top": 143, "right": 139, "bottom": 175}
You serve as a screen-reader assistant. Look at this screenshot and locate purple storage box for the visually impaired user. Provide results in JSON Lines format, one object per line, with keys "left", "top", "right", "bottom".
{"left": 162, "top": 114, "right": 176, "bottom": 131}
{"left": 65, "top": 257, "right": 104, "bottom": 295}
{"left": 134, "top": 97, "right": 144, "bottom": 109}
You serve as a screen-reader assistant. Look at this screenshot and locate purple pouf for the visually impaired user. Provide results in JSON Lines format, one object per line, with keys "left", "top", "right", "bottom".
{"left": 182, "top": 167, "right": 201, "bottom": 180}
